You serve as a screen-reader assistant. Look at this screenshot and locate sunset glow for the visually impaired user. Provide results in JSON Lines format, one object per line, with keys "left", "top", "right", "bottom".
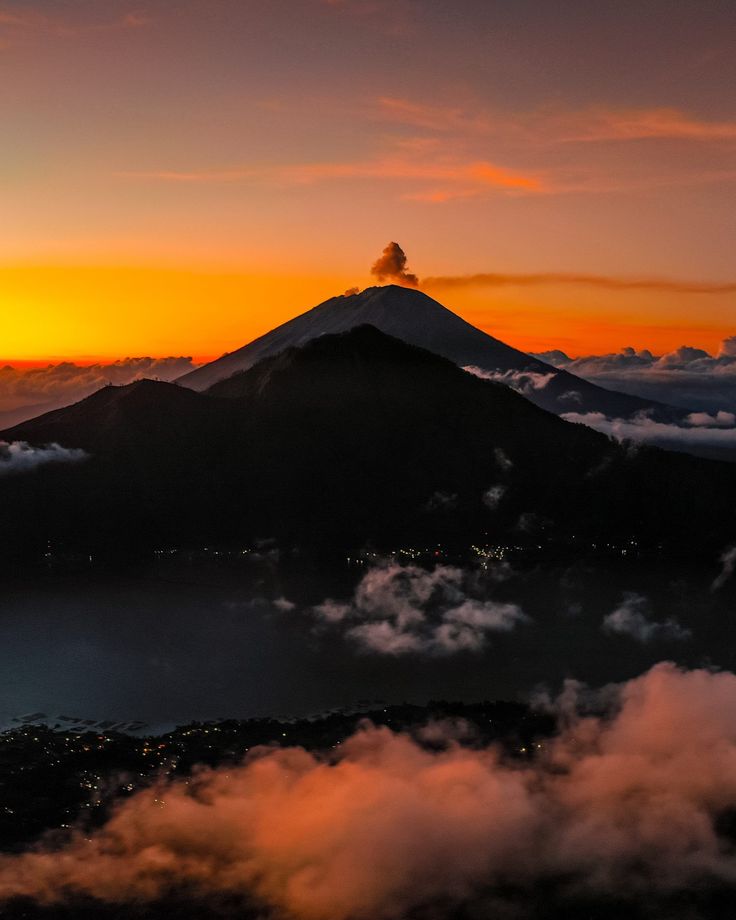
{"left": 4, "top": 8, "right": 736, "bottom": 918}
{"left": 2, "top": 0, "right": 734, "bottom": 362}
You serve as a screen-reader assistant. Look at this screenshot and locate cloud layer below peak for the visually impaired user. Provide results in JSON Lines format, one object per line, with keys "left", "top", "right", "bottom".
{"left": 5, "top": 664, "right": 736, "bottom": 917}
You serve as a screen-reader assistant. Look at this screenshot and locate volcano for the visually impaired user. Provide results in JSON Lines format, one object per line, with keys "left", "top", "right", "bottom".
{"left": 178, "top": 285, "right": 680, "bottom": 420}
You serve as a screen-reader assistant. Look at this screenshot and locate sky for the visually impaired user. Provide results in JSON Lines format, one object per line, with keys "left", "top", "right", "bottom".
{"left": 1, "top": 0, "right": 735, "bottom": 361}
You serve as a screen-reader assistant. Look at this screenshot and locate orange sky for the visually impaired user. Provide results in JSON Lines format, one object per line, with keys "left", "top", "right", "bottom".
{"left": 1, "top": 0, "right": 735, "bottom": 362}
{"left": 2, "top": 264, "right": 734, "bottom": 363}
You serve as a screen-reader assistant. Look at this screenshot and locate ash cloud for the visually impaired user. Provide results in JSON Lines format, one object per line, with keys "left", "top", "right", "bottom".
{"left": 6, "top": 664, "right": 736, "bottom": 917}
{"left": 313, "top": 563, "right": 527, "bottom": 655}
{"left": 0, "top": 441, "right": 87, "bottom": 476}
{"left": 370, "top": 242, "right": 418, "bottom": 287}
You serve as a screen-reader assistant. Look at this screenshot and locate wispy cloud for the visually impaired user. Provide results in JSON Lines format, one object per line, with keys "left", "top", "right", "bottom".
{"left": 556, "top": 107, "right": 736, "bottom": 143}
{"left": 117, "top": 152, "right": 544, "bottom": 200}
{"left": 712, "top": 546, "right": 736, "bottom": 592}
{"left": 115, "top": 94, "right": 736, "bottom": 202}
{"left": 372, "top": 97, "right": 736, "bottom": 196}
{"left": 0, "top": 5, "right": 149, "bottom": 45}
{"left": 377, "top": 96, "right": 736, "bottom": 145}
{"left": 423, "top": 272, "right": 736, "bottom": 294}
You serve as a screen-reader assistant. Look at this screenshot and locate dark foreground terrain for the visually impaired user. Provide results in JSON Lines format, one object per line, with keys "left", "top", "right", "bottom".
{"left": 3, "top": 326, "right": 736, "bottom": 566}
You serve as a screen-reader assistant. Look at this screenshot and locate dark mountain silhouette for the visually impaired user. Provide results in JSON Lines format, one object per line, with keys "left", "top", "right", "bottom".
{"left": 1, "top": 326, "right": 732, "bottom": 563}
{"left": 179, "top": 285, "right": 682, "bottom": 420}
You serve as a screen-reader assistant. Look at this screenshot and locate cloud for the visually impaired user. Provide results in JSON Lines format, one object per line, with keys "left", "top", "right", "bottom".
{"left": 313, "top": 599, "right": 353, "bottom": 623}
{"left": 712, "top": 546, "right": 736, "bottom": 592}
{"left": 377, "top": 96, "right": 736, "bottom": 145}
{"left": 0, "top": 5, "right": 149, "bottom": 46}
{"left": 494, "top": 447, "right": 513, "bottom": 471}
{"left": 563, "top": 411, "right": 736, "bottom": 451}
{"left": 602, "top": 593, "right": 691, "bottom": 642}
{"left": 118, "top": 154, "right": 543, "bottom": 200}
{"left": 373, "top": 97, "right": 736, "bottom": 192}
{"left": 561, "top": 411, "right": 736, "bottom": 452}
{"left": 557, "top": 107, "right": 736, "bottom": 143}
{"left": 0, "top": 441, "right": 87, "bottom": 476}
{"left": 464, "top": 364, "right": 556, "bottom": 396}
{"left": 425, "top": 490, "right": 458, "bottom": 512}
{"left": 370, "top": 242, "right": 418, "bottom": 287}
{"left": 273, "top": 597, "right": 296, "bottom": 612}
{"left": 720, "top": 336, "right": 736, "bottom": 358}
{"left": 482, "top": 484, "right": 506, "bottom": 511}
{"left": 424, "top": 272, "right": 736, "bottom": 295}
{"left": 7, "top": 664, "right": 736, "bottom": 916}
{"left": 376, "top": 96, "right": 500, "bottom": 136}
{"left": 687, "top": 411, "right": 736, "bottom": 427}
{"left": 0, "top": 356, "right": 199, "bottom": 424}
{"left": 533, "top": 339, "right": 736, "bottom": 415}
{"left": 118, "top": 97, "right": 736, "bottom": 202}
{"left": 314, "top": 563, "right": 527, "bottom": 655}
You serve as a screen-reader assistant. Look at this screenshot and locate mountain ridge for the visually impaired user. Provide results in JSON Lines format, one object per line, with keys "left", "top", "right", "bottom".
{"left": 1, "top": 325, "right": 732, "bottom": 564}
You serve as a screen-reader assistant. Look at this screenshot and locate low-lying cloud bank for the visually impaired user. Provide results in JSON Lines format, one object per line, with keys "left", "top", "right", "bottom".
{"left": 0, "top": 441, "right": 87, "bottom": 476}
{"left": 0, "top": 357, "right": 199, "bottom": 427}
{"left": 4, "top": 663, "right": 736, "bottom": 917}
{"left": 314, "top": 563, "right": 526, "bottom": 655}
{"left": 562, "top": 410, "right": 736, "bottom": 452}
{"left": 536, "top": 337, "right": 736, "bottom": 414}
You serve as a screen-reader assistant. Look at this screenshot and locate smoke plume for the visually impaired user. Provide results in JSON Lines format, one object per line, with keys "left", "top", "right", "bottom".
{"left": 370, "top": 242, "right": 418, "bottom": 287}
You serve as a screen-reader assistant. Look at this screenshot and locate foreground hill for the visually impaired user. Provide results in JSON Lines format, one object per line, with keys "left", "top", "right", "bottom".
{"left": 1, "top": 326, "right": 732, "bottom": 563}
{"left": 179, "top": 285, "right": 681, "bottom": 421}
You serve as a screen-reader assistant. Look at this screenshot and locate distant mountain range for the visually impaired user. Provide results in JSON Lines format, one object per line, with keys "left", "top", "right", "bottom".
{"left": 2, "top": 325, "right": 732, "bottom": 563}
{"left": 179, "top": 285, "right": 682, "bottom": 421}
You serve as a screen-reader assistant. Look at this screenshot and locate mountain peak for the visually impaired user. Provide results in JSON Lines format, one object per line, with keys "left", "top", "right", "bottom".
{"left": 176, "top": 284, "right": 681, "bottom": 424}
{"left": 176, "top": 283, "right": 502, "bottom": 393}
